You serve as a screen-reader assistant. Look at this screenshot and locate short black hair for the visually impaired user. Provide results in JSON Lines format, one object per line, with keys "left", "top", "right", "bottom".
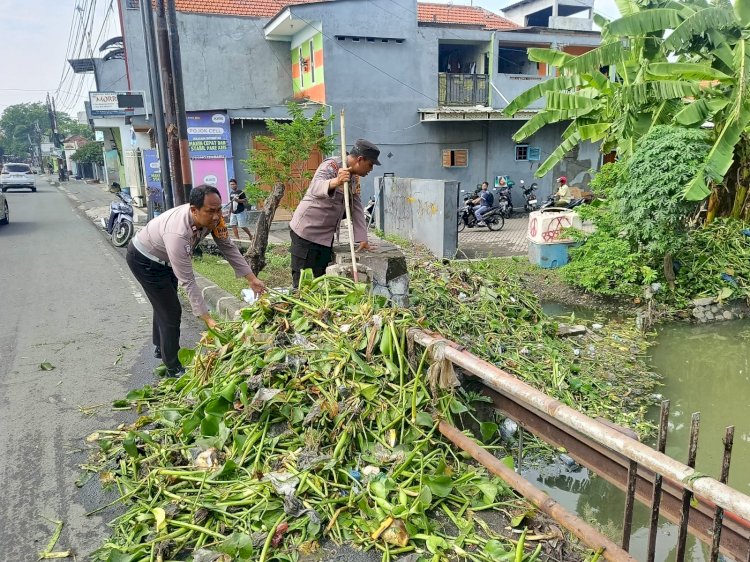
{"left": 229, "top": 178, "right": 237, "bottom": 184}
{"left": 190, "top": 184, "right": 221, "bottom": 208}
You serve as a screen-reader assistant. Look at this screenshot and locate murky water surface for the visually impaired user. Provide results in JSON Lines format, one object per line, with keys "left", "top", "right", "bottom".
{"left": 525, "top": 315, "right": 750, "bottom": 561}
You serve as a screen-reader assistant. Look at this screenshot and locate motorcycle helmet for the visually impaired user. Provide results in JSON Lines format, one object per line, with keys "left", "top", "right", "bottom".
{"left": 557, "top": 176, "right": 567, "bottom": 185}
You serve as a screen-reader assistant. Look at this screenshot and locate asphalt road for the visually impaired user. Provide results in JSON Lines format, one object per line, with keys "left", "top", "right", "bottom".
{"left": 0, "top": 180, "right": 202, "bottom": 559}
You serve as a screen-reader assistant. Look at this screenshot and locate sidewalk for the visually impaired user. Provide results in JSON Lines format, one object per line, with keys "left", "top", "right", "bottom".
{"left": 457, "top": 215, "right": 529, "bottom": 258}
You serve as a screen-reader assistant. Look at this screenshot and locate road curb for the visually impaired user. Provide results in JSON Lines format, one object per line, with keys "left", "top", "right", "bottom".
{"left": 194, "top": 273, "right": 246, "bottom": 321}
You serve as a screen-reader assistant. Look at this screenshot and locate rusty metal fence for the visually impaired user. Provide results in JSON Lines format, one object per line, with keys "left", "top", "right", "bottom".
{"left": 409, "top": 328, "right": 750, "bottom": 562}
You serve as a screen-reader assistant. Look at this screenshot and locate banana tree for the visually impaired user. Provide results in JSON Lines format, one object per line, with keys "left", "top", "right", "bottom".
{"left": 506, "top": 0, "right": 750, "bottom": 219}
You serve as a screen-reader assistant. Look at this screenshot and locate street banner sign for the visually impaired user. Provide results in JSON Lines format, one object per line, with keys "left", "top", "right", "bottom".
{"left": 186, "top": 111, "right": 233, "bottom": 159}
{"left": 142, "top": 149, "right": 162, "bottom": 191}
{"left": 89, "top": 92, "right": 145, "bottom": 116}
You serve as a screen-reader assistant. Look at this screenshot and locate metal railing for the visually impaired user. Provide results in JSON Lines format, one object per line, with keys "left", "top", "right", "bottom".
{"left": 438, "top": 73, "right": 489, "bottom": 107}
{"left": 410, "top": 328, "right": 750, "bottom": 562}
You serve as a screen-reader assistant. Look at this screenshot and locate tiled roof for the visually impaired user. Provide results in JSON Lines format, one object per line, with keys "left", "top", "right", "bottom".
{"left": 417, "top": 3, "right": 519, "bottom": 30}
{"left": 173, "top": 0, "right": 326, "bottom": 18}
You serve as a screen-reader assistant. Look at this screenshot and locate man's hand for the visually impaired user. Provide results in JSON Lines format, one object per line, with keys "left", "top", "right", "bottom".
{"left": 201, "top": 314, "right": 218, "bottom": 329}
{"left": 246, "top": 274, "right": 266, "bottom": 295}
{"left": 331, "top": 167, "right": 351, "bottom": 189}
{"left": 356, "top": 241, "right": 373, "bottom": 252}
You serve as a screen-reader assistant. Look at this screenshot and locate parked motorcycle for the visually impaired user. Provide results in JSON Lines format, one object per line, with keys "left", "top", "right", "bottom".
{"left": 495, "top": 180, "right": 514, "bottom": 218}
{"left": 521, "top": 180, "right": 540, "bottom": 213}
{"left": 457, "top": 191, "right": 505, "bottom": 232}
{"left": 539, "top": 194, "right": 585, "bottom": 211}
{"left": 100, "top": 183, "right": 135, "bottom": 247}
{"left": 364, "top": 196, "right": 376, "bottom": 228}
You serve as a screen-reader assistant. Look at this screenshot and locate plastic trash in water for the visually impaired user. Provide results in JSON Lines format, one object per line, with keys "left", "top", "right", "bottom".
{"left": 742, "top": 229, "right": 750, "bottom": 237}
{"left": 721, "top": 273, "right": 738, "bottom": 286}
{"left": 241, "top": 288, "right": 258, "bottom": 304}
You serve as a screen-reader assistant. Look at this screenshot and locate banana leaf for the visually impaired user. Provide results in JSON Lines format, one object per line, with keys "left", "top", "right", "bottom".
{"left": 606, "top": 9, "right": 683, "bottom": 36}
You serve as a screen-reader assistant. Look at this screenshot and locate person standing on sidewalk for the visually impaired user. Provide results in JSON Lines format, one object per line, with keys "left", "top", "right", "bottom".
{"left": 126, "top": 184, "right": 265, "bottom": 376}
{"left": 289, "top": 139, "right": 380, "bottom": 289}
{"left": 228, "top": 178, "right": 253, "bottom": 242}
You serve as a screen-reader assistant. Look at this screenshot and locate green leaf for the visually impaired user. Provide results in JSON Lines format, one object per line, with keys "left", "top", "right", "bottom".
{"left": 480, "top": 422, "right": 499, "bottom": 442}
{"left": 646, "top": 63, "right": 731, "bottom": 82}
{"left": 578, "top": 123, "right": 612, "bottom": 142}
{"left": 40, "top": 361, "right": 55, "bottom": 371}
{"left": 560, "top": 41, "right": 628, "bottom": 74}
{"left": 663, "top": 7, "right": 738, "bottom": 52}
{"left": 449, "top": 397, "right": 469, "bottom": 414}
{"left": 424, "top": 475, "right": 453, "bottom": 497}
{"left": 217, "top": 532, "right": 254, "bottom": 559}
{"left": 205, "top": 397, "right": 231, "bottom": 417}
{"left": 503, "top": 75, "right": 583, "bottom": 116}
{"left": 200, "top": 414, "right": 221, "bottom": 437}
{"left": 153, "top": 507, "right": 166, "bottom": 531}
{"left": 484, "top": 539, "right": 511, "bottom": 560}
{"left": 606, "top": 8, "right": 683, "bottom": 36}
{"left": 219, "top": 381, "right": 237, "bottom": 402}
{"left": 500, "top": 455, "right": 515, "bottom": 470}
{"left": 674, "top": 98, "right": 729, "bottom": 127}
{"left": 736, "top": 0, "right": 750, "bottom": 26}
{"left": 510, "top": 508, "right": 536, "bottom": 527}
{"left": 425, "top": 535, "right": 449, "bottom": 554}
{"left": 177, "top": 347, "right": 196, "bottom": 366}
{"left": 526, "top": 48, "right": 575, "bottom": 67}
{"left": 717, "top": 287, "right": 733, "bottom": 300}
{"left": 535, "top": 131, "right": 582, "bottom": 177}
{"left": 415, "top": 411, "right": 433, "bottom": 428}
{"left": 545, "top": 91, "right": 596, "bottom": 111}
{"left": 475, "top": 478, "right": 500, "bottom": 504}
{"left": 123, "top": 432, "right": 139, "bottom": 458}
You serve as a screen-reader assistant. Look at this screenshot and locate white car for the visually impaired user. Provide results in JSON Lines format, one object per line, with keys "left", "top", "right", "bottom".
{"left": 0, "top": 191, "right": 8, "bottom": 225}
{"left": 1, "top": 162, "right": 36, "bottom": 192}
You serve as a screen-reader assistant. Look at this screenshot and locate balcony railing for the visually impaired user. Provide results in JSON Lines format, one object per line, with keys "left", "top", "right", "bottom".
{"left": 438, "top": 73, "right": 489, "bottom": 107}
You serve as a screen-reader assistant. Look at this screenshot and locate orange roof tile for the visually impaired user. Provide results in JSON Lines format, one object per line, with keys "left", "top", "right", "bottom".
{"left": 173, "top": 0, "right": 326, "bottom": 18}
{"left": 417, "top": 3, "right": 518, "bottom": 30}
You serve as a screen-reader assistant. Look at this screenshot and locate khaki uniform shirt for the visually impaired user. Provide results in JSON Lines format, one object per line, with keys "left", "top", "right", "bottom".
{"left": 134, "top": 204, "right": 253, "bottom": 317}
{"left": 289, "top": 157, "right": 367, "bottom": 247}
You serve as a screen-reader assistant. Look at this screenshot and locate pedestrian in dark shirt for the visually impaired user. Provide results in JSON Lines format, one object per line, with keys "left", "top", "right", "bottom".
{"left": 228, "top": 178, "right": 253, "bottom": 242}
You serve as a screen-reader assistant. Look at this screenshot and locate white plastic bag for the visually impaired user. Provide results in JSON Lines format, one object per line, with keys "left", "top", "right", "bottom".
{"left": 241, "top": 288, "right": 257, "bottom": 304}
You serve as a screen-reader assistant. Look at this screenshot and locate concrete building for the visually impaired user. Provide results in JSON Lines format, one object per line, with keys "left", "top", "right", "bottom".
{"left": 73, "top": 0, "right": 601, "bottom": 209}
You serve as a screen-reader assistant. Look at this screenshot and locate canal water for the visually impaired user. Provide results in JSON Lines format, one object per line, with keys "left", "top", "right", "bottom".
{"left": 524, "top": 316, "right": 750, "bottom": 562}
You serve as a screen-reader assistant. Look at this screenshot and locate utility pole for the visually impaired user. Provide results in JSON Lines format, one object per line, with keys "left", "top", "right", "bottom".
{"left": 141, "top": 0, "right": 175, "bottom": 210}
{"left": 166, "top": 0, "right": 193, "bottom": 202}
{"left": 155, "top": 0, "right": 185, "bottom": 205}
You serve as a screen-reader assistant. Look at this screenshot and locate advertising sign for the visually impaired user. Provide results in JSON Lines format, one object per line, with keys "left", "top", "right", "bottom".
{"left": 142, "top": 149, "right": 162, "bottom": 191}
{"left": 186, "top": 111, "right": 232, "bottom": 159}
{"left": 191, "top": 159, "right": 231, "bottom": 203}
{"left": 89, "top": 91, "right": 145, "bottom": 117}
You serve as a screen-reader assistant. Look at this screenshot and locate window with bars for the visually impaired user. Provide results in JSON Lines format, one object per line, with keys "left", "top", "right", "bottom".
{"left": 442, "top": 149, "right": 468, "bottom": 168}
{"left": 515, "top": 144, "right": 529, "bottom": 161}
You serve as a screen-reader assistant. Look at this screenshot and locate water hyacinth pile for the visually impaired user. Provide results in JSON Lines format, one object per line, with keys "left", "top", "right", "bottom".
{"left": 89, "top": 273, "right": 545, "bottom": 562}
{"left": 410, "top": 260, "right": 659, "bottom": 437}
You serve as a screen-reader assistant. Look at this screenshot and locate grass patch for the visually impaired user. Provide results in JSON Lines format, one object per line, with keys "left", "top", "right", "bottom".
{"left": 193, "top": 244, "right": 292, "bottom": 296}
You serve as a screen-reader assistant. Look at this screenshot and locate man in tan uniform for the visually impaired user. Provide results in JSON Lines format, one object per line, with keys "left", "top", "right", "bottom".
{"left": 126, "top": 184, "right": 265, "bottom": 376}
{"left": 289, "top": 139, "right": 380, "bottom": 288}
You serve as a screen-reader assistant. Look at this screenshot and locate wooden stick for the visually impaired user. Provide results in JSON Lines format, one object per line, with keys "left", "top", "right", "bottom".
{"left": 339, "top": 109, "right": 358, "bottom": 282}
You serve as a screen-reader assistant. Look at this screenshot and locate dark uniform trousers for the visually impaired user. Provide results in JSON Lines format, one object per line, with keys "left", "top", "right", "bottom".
{"left": 126, "top": 242, "right": 182, "bottom": 372}
{"left": 289, "top": 228, "right": 333, "bottom": 289}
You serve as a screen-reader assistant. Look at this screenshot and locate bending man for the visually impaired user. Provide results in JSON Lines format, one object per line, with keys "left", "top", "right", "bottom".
{"left": 126, "top": 184, "right": 265, "bottom": 376}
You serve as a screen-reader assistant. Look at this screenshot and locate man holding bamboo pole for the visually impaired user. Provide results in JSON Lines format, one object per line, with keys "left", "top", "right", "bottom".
{"left": 289, "top": 138, "right": 381, "bottom": 289}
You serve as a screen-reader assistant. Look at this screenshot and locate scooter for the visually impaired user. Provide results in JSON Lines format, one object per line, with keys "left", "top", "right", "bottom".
{"left": 539, "top": 194, "right": 585, "bottom": 211}
{"left": 494, "top": 179, "right": 514, "bottom": 218}
{"left": 100, "top": 183, "right": 135, "bottom": 247}
{"left": 458, "top": 191, "right": 505, "bottom": 231}
{"left": 521, "top": 181, "right": 540, "bottom": 213}
{"left": 364, "top": 196, "right": 376, "bottom": 228}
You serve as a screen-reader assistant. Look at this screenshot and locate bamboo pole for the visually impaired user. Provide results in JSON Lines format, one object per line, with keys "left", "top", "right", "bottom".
{"left": 339, "top": 109, "right": 358, "bottom": 282}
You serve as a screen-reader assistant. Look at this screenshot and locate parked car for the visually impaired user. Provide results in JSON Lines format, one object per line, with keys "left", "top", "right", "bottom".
{"left": 0, "top": 191, "right": 8, "bottom": 225}
{"left": 1, "top": 162, "right": 37, "bottom": 192}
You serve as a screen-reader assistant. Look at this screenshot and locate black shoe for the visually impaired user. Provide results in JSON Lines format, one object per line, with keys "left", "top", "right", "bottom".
{"left": 154, "top": 346, "right": 162, "bottom": 359}
{"left": 166, "top": 366, "right": 185, "bottom": 378}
